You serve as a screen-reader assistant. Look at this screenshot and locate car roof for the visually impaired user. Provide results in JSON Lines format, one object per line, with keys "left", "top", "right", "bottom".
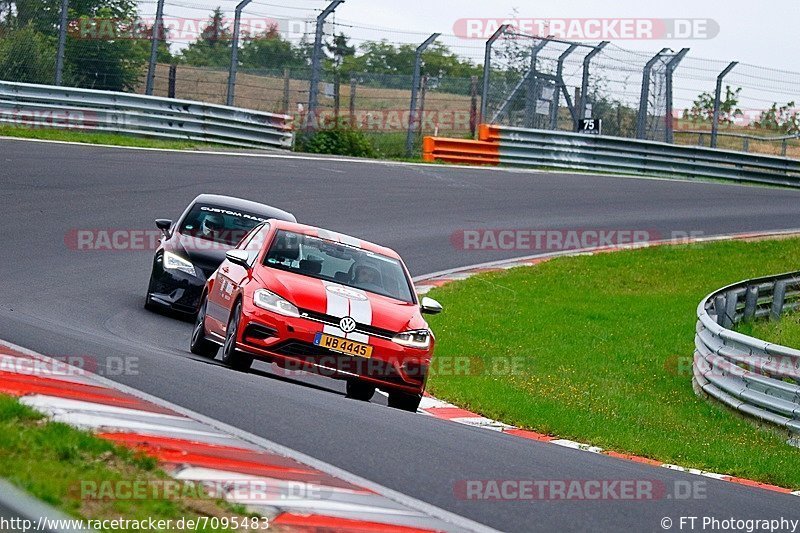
{"left": 192, "top": 194, "right": 296, "bottom": 222}
{"left": 269, "top": 220, "right": 402, "bottom": 259}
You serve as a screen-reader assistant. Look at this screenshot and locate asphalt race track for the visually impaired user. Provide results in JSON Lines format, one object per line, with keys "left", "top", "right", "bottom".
{"left": 2, "top": 138, "right": 800, "bottom": 532}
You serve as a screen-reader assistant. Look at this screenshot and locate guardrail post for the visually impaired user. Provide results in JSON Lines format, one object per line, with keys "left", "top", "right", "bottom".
{"left": 168, "top": 64, "right": 177, "bottom": 98}
{"left": 771, "top": 280, "right": 788, "bottom": 320}
{"left": 523, "top": 38, "right": 551, "bottom": 128}
{"left": 406, "top": 32, "right": 440, "bottom": 157}
{"left": 226, "top": 0, "right": 252, "bottom": 107}
{"left": 470, "top": 75, "right": 479, "bottom": 137}
{"left": 636, "top": 48, "right": 670, "bottom": 139}
{"left": 480, "top": 24, "right": 510, "bottom": 124}
{"left": 713, "top": 295, "right": 727, "bottom": 326}
{"left": 576, "top": 41, "right": 608, "bottom": 130}
{"left": 349, "top": 77, "right": 357, "bottom": 127}
{"left": 743, "top": 285, "right": 759, "bottom": 322}
{"left": 550, "top": 44, "right": 578, "bottom": 130}
{"left": 145, "top": 0, "right": 165, "bottom": 96}
{"left": 306, "top": 0, "right": 344, "bottom": 131}
{"left": 711, "top": 61, "right": 739, "bottom": 148}
{"left": 54, "top": 0, "right": 69, "bottom": 86}
{"left": 725, "top": 290, "right": 739, "bottom": 326}
{"left": 283, "top": 68, "right": 291, "bottom": 115}
{"left": 665, "top": 48, "right": 689, "bottom": 143}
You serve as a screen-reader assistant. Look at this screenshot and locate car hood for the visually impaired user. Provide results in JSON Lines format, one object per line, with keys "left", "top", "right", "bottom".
{"left": 174, "top": 234, "right": 230, "bottom": 277}
{"left": 258, "top": 268, "right": 427, "bottom": 334}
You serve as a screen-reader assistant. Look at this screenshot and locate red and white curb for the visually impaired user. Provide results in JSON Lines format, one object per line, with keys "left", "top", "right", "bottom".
{"left": 0, "top": 340, "right": 496, "bottom": 533}
{"left": 411, "top": 228, "right": 800, "bottom": 499}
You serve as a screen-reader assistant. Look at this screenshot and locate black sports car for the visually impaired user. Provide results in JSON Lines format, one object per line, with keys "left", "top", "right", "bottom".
{"left": 145, "top": 194, "right": 296, "bottom": 315}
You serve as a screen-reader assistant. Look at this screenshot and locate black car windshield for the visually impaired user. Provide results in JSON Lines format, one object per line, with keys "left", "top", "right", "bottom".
{"left": 264, "top": 230, "right": 414, "bottom": 303}
{"left": 180, "top": 204, "right": 269, "bottom": 246}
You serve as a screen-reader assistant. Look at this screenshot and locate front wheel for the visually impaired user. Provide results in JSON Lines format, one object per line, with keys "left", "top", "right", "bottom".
{"left": 221, "top": 301, "right": 253, "bottom": 371}
{"left": 190, "top": 296, "right": 218, "bottom": 358}
{"left": 346, "top": 380, "right": 376, "bottom": 402}
{"left": 388, "top": 391, "right": 422, "bottom": 412}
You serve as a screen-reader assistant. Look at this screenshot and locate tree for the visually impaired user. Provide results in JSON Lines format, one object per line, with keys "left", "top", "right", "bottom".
{"left": 179, "top": 7, "right": 232, "bottom": 67}
{"left": 683, "top": 86, "right": 742, "bottom": 125}
{"left": 239, "top": 24, "right": 306, "bottom": 71}
{"left": 755, "top": 101, "right": 800, "bottom": 134}
{"left": 0, "top": 0, "right": 149, "bottom": 90}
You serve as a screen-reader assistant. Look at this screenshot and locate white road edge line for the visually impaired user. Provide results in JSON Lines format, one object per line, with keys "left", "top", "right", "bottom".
{"left": 0, "top": 339, "right": 499, "bottom": 533}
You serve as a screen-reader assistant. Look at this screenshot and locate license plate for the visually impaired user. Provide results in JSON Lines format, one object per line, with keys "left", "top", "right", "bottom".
{"left": 314, "top": 333, "right": 373, "bottom": 358}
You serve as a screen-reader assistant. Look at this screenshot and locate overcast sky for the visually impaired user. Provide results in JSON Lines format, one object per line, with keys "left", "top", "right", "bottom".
{"left": 331, "top": 0, "right": 800, "bottom": 71}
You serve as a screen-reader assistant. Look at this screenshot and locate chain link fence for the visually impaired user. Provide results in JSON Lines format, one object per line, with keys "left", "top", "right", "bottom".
{"left": 0, "top": 1, "right": 798, "bottom": 159}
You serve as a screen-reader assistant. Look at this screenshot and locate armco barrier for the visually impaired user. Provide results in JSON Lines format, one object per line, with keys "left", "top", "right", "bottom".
{"left": 694, "top": 271, "right": 800, "bottom": 437}
{"left": 424, "top": 124, "right": 800, "bottom": 187}
{"left": 0, "top": 81, "right": 293, "bottom": 149}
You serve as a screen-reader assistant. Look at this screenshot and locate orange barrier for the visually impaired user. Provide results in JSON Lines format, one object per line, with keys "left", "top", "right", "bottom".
{"left": 478, "top": 123, "right": 502, "bottom": 142}
{"left": 422, "top": 135, "right": 499, "bottom": 166}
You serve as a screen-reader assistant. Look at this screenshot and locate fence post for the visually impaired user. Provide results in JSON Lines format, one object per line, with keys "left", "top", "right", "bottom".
{"left": 480, "top": 24, "right": 510, "bottom": 125}
{"left": 470, "top": 75, "right": 478, "bottom": 138}
{"left": 771, "top": 280, "right": 788, "bottom": 321}
{"left": 550, "top": 44, "right": 578, "bottom": 130}
{"left": 226, "top": 0, "right": 252, "bottom": 106}
{"left": 54, "top": 0, "right": 69, "bottom": 86}
{"left": 282, "top": 68, "right": 290, "bottom": 114}
{"left": 576, "top": 41, "right": 608, "bottom": 130}
{"left": 636, "top": 48, "right": 670, "bottom": 139}
{"left": 405, "top": 33, "right": 440, "bottom": 157}
{"left": 168, "top": 64, "right": 177, "bottom": 98}
{"left": 522, "top": 38, "right": 550, "bottom": 128}
{"left": 711, "top": 61, "right": 738, "bottom": 148}
{"left": 664, "top": 48, "right": 689, "bottom": 143}
{"left": 145, "top": 0, "right": 165, "bottom": 96}
{"left": 416, "top": 75, "right": 428, "bottom": 141}
{"left": 349, "top": 78, "right": 357, "bottom": 128}
{"left": 306, "top": 0, "right": 344, "bottom": 131}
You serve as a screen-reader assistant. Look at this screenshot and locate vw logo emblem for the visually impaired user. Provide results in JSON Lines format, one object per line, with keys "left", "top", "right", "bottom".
{"left": 339, "top": 316, "right": 357, "bottom": 333}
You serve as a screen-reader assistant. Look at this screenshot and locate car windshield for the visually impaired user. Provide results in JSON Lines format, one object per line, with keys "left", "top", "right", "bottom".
{"left": 264, "top": 230, "right": 414, "bottom": 303}
{"left": 179, "top": 204, "right": 270, "bottom": 246}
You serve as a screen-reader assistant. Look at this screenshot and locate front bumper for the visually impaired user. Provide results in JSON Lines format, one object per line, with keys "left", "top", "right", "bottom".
{"left": 147, "top": 260, "right": 209, "bottom": 314}
{"left": 236, "top": 306, "right": 431, "bottom": 395}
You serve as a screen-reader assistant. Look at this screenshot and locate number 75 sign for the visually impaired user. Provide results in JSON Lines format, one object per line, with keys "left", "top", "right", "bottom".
{"left": 578, "top": 118, "right": 602, "bottom": 135}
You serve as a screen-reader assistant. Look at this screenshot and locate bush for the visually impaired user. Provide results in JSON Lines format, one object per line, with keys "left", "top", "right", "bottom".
{"left": 297, "top": 125, "right": 376, "bottom": 158}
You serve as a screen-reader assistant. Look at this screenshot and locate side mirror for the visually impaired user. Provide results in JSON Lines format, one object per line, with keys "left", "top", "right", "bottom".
{"left": 420, "top": 296, "right": 443, "bottom": 315}
{"left": 226, "top": 249, "right": 251, "bottom": 268}
{"left": 155, "top": 219, "right": 172, "bottom": 238}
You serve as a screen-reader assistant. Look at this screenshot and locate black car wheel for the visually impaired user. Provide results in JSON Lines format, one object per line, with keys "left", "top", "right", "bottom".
{"left": 221, "top": 301, "right": 253, "bottom": 371}
{"left": 144, "top": 273, "right": 158, "bottom": 311}
{"left": 190, "top": 296, "right": 218, "bottom": 358}
{"left": 346, "top": 380, "right": 376, "bottom": 402}
{"left": 388, "top": 391, "right": 422, "bottom": 412}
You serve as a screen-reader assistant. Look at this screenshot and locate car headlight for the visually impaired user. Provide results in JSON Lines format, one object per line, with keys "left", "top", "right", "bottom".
{"left": 254, "top": 289, "right": 300, "bottom": 317}
{"left": 392, "top": 329, "right": 431, "bottom": 349}
{"left": 163, "top": 251, "right": 196, "bottom": 276}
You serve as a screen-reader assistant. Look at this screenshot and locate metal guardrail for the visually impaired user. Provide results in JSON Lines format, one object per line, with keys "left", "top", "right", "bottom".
{"left": 0, "top": 479, "right": 95, "bottom": 532}
{"left": 423, "top": 125, "right": 800, "bottom": 188}
{"left": 694, "top": 271, "right": 800, "bottom": 437}
{"left": 0, "top": 81, "right": 293, "bottom": 149}
{"left": 482, "top": 125, "right": 800, "bottom": 187}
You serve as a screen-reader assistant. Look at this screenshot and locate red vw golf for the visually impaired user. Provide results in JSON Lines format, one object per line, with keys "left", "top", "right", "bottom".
{"left": 190, "top": 220, "right": 443, "bottom": 412}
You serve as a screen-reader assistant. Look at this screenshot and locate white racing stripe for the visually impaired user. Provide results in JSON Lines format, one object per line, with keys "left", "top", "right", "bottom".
{"left": 322, "top": 281, "right": 349, "bottom": 337}
{"left": 321, "top": 281, "right": 373, "bottom": 343}
{"left": 346, "top": 289, "right": 371, "bottom": 343}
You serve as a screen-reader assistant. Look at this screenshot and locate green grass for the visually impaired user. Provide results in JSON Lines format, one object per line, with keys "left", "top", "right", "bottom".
{"left": 425, "top": 237, "right": 800, "bottom": 488}
{"left": 0, "top": 395, "right": 255, "bottom": 532}
{"left": 742, "top": 309, "right": 800, "bottom": 349}
{"left": 0, "top": 125, "right": 227, "bottom": 150}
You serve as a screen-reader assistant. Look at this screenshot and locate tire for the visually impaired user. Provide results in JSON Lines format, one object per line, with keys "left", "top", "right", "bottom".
{"left": 221, "top": 301, "right": 253, "bottom": 371}
{"left": 387, "top": 391, "right": 422, "bottom": 412}
{"left": 346, "top": 380, "right": 376, "bottom": 402}
{"left": 144, "top": 269, "right": 159, "bottom": 311}
{"left": 190, "top": 296, "right": 218, "bottom": 358}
